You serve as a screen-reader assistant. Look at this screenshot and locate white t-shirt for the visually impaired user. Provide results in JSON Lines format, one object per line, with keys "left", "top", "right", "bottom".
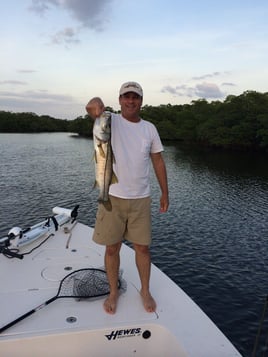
{"left": 109, "top": 113, "right": 163, "bottom": 199}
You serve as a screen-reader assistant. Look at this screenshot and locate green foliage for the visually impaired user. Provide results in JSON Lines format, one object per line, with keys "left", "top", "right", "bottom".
{"left": 141, "top": 91, "right": 268, "bottom": 151}
{"left": 0, "top": 111, "right": 69, "bottom": 133}
{"left": 1, "top": 90, "right": 268, "bottom": 152}
{"left": 68, "top": 115, "right": 93, "bottom": 137}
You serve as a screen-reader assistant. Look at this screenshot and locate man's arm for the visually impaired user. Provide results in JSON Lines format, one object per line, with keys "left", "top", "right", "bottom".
{"left": 151, "top": 152, "right": 169, "bottom": 212}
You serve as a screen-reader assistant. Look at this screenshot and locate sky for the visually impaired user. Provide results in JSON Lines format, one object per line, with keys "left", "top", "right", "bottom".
{"left": 0, "top": 0, "right": 268, "bottom": 120}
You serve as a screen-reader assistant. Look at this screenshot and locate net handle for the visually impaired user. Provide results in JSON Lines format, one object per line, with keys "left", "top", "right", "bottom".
{"left": 0, "top": 296, "right": 57, "bottom": 334}
{"left": 0, "top": 268, "right": 119, "bottom": 334}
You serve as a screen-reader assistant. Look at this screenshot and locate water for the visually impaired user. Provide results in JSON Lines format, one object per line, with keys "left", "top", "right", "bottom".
{"left": 1, "top": 133, "right": 268, "bottom": 356}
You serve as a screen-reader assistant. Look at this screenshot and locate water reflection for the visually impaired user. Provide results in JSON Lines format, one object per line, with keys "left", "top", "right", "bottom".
{"left": 0, "top": 133, "right": 268, "bottom": 356}
{"left": 151, "top": 142, "right": 268, "bottom": 356}
{"left": 166, "top": 141, "right": 268, "bottom": 179}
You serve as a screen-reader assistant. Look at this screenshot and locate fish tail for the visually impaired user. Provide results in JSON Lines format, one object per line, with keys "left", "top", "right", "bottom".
{"left": 98, "top": 198, "right": 112, "bottom": 211}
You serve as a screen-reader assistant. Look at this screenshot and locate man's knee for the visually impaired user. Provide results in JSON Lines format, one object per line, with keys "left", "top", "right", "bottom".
{"left": 106, "top": 242, "right": 122, "bottom": 256}
{"left": 133, "top": 243, "right": 150, "bottom": 255}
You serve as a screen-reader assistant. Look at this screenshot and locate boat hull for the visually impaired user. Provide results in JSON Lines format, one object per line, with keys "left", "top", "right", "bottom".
{"left": 0, "top": 213, "right": 241, "bottom": 356}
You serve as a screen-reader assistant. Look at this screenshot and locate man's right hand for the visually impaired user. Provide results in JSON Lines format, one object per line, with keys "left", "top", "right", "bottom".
{"left": 85, "top": 97, "right": 105, "bottom": 119}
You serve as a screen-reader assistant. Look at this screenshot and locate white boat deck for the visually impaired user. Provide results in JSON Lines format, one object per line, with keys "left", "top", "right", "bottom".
{"left": 0, "top": 220, "right": 242, "bottom": 356}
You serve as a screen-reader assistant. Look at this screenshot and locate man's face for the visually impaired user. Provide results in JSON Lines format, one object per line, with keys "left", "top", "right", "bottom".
{"left": 119, "top": 92, "right": 143, "bottom": 121}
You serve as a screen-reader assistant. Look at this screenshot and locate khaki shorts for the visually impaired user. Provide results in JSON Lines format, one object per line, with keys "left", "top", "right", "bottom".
{"left": 93, "top": 196, "right": 151, "bottom": 246}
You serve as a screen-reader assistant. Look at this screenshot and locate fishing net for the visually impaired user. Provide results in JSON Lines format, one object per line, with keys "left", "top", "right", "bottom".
{"left": 64, "top": 268, "right": 119, "bottom": 298}
{"left": 0, "top": 268, "right": 126, "bottom": 333}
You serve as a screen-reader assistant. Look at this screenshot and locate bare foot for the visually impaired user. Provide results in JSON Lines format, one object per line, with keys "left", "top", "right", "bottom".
{"left": 103, "top": 293, "right": 118, "bottom": 314}
{"left": 140, "top": 291, "right": 156, "bottom": 313}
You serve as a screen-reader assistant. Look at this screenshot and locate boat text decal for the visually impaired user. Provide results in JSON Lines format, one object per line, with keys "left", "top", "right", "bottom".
{"left": 105, "top": 327, "right": 151, "bottom": 341}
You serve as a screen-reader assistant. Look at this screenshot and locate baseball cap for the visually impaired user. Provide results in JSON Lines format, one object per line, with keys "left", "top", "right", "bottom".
{"left": 119, "top": 81, "right": 143, "bottom": 97}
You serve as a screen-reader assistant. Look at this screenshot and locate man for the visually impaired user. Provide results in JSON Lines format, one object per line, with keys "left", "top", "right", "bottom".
{"left": 86, "top": 81, "right": 169, "bottom": 314}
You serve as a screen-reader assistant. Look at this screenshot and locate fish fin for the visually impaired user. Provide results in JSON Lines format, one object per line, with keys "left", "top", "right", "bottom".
{"left": 97, "top": 144, "right": 106, "bottom": 158}
{"left": 112, "top": 150, "right": 116, "bottom": 164}
{"left": 111, "top": 172, "right": 118, "bottom": 184}
{"left": 93, "top": 180, "right": 99, "bottom": 189}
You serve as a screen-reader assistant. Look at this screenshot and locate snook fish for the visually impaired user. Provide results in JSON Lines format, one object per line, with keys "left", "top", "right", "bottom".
{"left": 93, "top": 111, "right": 117, "bottom": 205}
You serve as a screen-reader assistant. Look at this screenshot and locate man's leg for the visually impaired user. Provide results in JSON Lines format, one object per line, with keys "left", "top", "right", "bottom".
{"left": 133, "top": 243, "right": 156, "bottom": 312}
{"left": 104, "top": 242, "right": 122, "bottom": 314}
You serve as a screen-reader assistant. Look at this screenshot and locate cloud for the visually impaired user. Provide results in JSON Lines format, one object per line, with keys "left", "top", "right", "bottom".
{"left": 161, "top": 85, "right": 189, "bottom": 97}
{"left": 0, "top": 89, "right": 74, "bottom": 102}
{"left": 0, "top": 80, "right": 27, "bottom": 85}
{"left": 29, "top": 0, "right": 114, "bottom": 31}
{"left": 192, "top": 72, "right": 221, "bottom": 80}
{"left": 29, "top": 0, "right": 58, "bottom": 15}
{"left": 17, "top": 69, "right": 37, "bottom": 74}
{"left": 161, "top": 71, "right": 233, "bottom": 100}
{"left": 161, "top": 85, "right": 182, "bottom": 96}
{"left": 161, "top": 84, "right": 195, "bottom": 98}
{"left": 51, "top": 27, "right": 80, "bottom": 45}
{"left": 161, "top": 82, "right": 225, "bottom": 100}
{"left": 195, "top": 82, "right": 224, "bottom": 99}
{"left": 222, "top": 82, "right": 236, "bottom": 87}
{"left": 63, "top": 0, "right": 112, "bottom": 29}
{"left": 0, "top": 89, "right": 79, "bottom": 119}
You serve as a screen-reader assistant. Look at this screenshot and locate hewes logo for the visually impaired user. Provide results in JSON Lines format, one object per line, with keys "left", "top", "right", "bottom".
{"left": 105, "top": 328, "right": 142, "bottom": 341}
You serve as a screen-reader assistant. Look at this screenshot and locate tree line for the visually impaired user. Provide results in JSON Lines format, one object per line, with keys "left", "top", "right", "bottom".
{"left": 1, "top": 90, "right": 268, "bottom": 152}
{"left": 0, "top": 111, "right": 68, "bottom": 132}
